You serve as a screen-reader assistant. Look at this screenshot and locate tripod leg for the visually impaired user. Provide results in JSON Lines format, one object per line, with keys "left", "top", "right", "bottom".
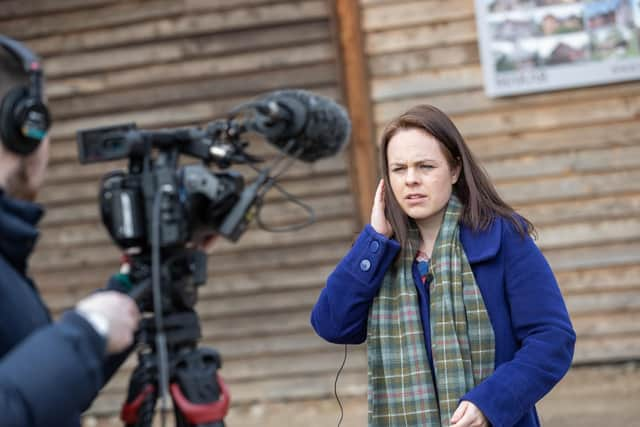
{"left": 171, "top": 348, "right": 230, "bottom": 427}
{"left": 121, "top": 355, "right": 158, "bottom": 427}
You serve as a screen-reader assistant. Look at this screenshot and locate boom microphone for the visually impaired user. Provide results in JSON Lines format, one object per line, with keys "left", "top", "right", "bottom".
{"left": 248, "top": 89, "right": 351, "bottom": 163}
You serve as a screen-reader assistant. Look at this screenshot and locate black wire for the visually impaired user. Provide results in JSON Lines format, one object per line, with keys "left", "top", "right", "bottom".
{"left": 246, "top": 148, "right": 316, "bottom": 233}
{"left": 334, "top": 344, "right": 348, "bottom": 427}
{"left": 254, "top": 180, "right": 316, "bottom": 232}
{"left": 248, "top": 139, "right": 301, "bottom": 181}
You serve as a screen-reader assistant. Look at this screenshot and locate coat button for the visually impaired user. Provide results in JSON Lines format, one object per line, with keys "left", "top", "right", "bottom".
{"left": 360, "top": 259, "right": 371, "bottom": 272}
{"left": 369, "top": 240, "right": 380, "bottom": 253}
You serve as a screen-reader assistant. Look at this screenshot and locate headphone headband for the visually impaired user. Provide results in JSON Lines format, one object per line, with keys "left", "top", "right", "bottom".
{"left": 0, "top": 35, "right": 44, "bottom": 100}
{"left": 0, "top": 35, "right": 41, "bottom": 74}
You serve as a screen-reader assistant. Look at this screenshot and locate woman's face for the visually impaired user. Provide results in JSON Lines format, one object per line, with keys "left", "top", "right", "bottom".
{"left": 386, "top": 128, "right": 460, "bottom": 228}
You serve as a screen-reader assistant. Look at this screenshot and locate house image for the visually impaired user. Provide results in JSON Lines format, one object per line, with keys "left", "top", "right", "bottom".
{"left": 494, "top": 18, "right": 539, "bottom": 39}
{"left": 585, "top": 0, "right": 634, "bottom": 30}
{"left": 547, "top": 41, "right": 589, "bottom": 64}
{"left": 541, "top": 13, "right": 584, "bottom": 35}
{"left": 490, "top": 0, "right": 536, "bottom": 12}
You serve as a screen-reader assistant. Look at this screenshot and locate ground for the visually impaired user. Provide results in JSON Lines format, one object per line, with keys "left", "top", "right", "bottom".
{"left": 85, "top": 362, "right": 640, "bottom": 426}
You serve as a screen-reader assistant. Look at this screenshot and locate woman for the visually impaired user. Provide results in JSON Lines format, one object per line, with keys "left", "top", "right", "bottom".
{"left": 311, "top": 105, "right": 575, "bottom": 427}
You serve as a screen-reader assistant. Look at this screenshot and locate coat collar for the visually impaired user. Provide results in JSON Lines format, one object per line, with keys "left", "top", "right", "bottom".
{"left": 460, "top": 217, "right": 502, "bottom": 263}
{"left": 0, "top": 189, "right": 44, "bottom": 274}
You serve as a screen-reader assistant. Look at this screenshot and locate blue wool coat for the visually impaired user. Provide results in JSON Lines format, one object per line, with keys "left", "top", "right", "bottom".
{"left": 0, "top": 190, "right": 128, "bottom": 427}
{"left": 311, "top": 218, "right": 576, "bottom": 427}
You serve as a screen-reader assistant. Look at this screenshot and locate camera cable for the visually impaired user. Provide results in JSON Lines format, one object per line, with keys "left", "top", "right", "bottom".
{"left": 334, "top": 344, "right": 348, "bottom": 427}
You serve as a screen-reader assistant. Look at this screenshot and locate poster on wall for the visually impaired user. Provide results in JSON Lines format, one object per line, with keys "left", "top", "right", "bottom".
{"left": 475, "top": 0, "right": 640, "bottom": 97}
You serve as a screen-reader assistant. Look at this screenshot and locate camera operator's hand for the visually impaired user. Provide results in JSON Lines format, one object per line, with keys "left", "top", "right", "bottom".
{"left": 76, "top": 291, "right": 141, "bottom": 355}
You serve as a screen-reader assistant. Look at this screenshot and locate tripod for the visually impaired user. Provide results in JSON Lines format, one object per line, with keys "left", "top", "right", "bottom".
{"left": 120, "top": 249, "right": 230, "bottom": 427}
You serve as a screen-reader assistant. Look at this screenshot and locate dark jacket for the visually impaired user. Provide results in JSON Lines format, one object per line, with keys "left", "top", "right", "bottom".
{"left": 0, "top": 190, "right": 126, "bottom": 427}
{"left": 311, "top": 219, "right": 576, "bottom": 427}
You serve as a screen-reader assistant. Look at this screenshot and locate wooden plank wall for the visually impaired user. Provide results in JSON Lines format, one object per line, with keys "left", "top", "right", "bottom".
{"left": 3, "top": 0, "right": 639, "bottom": 425}
{"left": 0, "top": 1, "right": 363, "bottom": 424}
{"left": 359, "top": 0, "right": 640, "bottom": 367}
{"left": 313, "top": 1, "right": 640, "bottom": 424}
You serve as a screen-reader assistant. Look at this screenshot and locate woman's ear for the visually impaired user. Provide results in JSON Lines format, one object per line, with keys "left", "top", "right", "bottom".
{"left": 452, "top": 158, "right": 462, "bottom": 184}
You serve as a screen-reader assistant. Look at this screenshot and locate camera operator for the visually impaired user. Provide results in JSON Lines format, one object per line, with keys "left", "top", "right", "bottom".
{"left": 0, "top": 36, "right": 141, "bottom": 427}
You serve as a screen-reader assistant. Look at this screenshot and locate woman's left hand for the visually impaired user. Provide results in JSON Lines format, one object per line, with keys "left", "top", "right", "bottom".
{"left": 450, "top": 401, "right": 488, "bottom": 427}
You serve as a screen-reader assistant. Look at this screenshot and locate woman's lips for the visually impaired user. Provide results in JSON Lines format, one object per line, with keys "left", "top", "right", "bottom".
{"left": 405, "top": 194, "right": 427, "bottom": 204}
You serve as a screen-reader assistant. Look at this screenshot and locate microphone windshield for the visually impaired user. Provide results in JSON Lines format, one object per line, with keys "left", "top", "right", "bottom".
{"left": 257, "top": 89, "right": 351, "bottom": 163}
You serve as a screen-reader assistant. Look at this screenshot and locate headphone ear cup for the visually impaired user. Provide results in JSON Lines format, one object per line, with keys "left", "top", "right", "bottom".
{"left": 0, "top": 85, "right": 47, "bottom": 156}
{"left": 0, "top": 86, "right": 24, "bottom": 152}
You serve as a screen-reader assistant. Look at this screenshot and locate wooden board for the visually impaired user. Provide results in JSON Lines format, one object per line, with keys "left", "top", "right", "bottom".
{"left": 1, "top": 1, "right": 366, "bottom": 422}
{"left": 4, "top": 0, "right": 640, "bottom": 423}
{"left": 359, "top": 0, "right": 640, "bottom": 370}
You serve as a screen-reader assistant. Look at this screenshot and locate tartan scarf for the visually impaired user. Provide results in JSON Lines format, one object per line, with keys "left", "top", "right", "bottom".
{"left": 367, "top": 196, "right": 495, "bottom": 426}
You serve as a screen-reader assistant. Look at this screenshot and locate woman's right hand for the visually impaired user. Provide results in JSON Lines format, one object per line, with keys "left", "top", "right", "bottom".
{"left": 371, "top": 179, "right": 393, "bottom": 238}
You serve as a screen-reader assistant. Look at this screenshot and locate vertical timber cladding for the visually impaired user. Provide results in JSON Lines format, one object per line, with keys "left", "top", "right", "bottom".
{"left": 360, "top": 0, "right": 640, "bottom": 364}
{"left": 0, "top": 0, "right": 362, "bottom": 423}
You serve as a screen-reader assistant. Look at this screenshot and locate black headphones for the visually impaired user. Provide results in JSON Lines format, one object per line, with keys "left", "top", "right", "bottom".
{"left": 0, "top": 35, "right": 51, "bottom": 156}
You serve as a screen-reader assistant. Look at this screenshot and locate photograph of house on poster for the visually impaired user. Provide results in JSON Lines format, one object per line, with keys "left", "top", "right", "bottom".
{"left": 475, "top": 0, "right": 640, "bottom": 97}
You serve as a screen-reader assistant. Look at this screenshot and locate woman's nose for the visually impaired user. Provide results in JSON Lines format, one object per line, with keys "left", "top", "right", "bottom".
{"left": 405, "top": 167, "right": 419, "bottom": 184}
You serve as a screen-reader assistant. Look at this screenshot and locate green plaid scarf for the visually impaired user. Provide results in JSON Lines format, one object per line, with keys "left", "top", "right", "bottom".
{"left": 367, "top": 196, "right": 495, "bottom": 426}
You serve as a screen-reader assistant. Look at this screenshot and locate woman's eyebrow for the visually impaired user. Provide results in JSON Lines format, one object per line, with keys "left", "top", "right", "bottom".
{"left": 389, "top": 158, "right": 438, "bottom": 165}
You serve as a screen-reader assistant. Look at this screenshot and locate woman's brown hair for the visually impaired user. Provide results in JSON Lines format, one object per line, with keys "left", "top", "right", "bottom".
{"left": 380, "top": 104, "right": 534, "bottom": 247}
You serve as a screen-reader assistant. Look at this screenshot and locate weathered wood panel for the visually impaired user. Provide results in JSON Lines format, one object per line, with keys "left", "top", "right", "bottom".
{"left": 361, "top": 0, "right": 474, "bottom": 31}
{"left": 2, "top": 1, "right": 328, "bottom": 41}
{"left": 4, "top": 0, "right": 638, "bottom": 425}
{"left": 365, "top": 19, "right": 478, "bottom": 55}
{"left": 358, "top": 0, "right": 640, "bottom": 373}
{"left": 334, "top": 0, "right": 378, "bottom": 226}
{"left": 374, "top": 83, "right": 640, "bottom": 123}
{"left": 0, "top": 0, "right": 119, "bottom": 20}
{"left": 1, "top": 1, "right": 358, "bottom": 423}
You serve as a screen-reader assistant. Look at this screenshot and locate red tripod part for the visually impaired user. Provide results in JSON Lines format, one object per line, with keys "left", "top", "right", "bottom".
{"left": 170, "top": 373, "right": 231, "bottom": 424}
{"left": 120, "top": 384, "right": 155, "bottom": 424}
